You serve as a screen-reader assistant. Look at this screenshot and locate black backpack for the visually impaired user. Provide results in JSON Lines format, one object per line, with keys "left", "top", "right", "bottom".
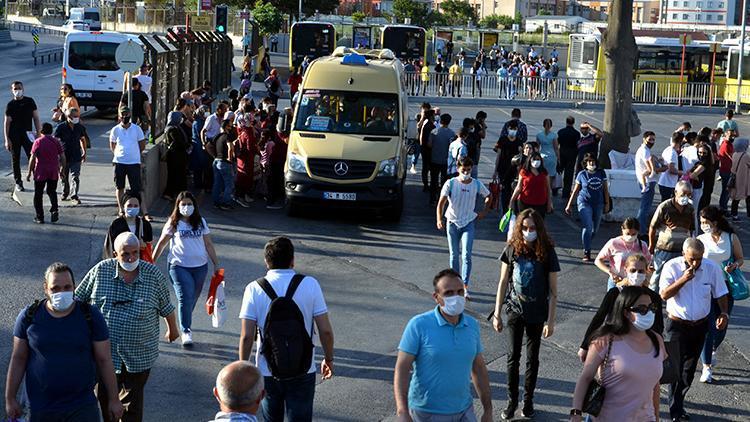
{"left": 256, "top": 274, "right": 313, "bottom": 380}
{"left": 24, "top": 299, "right": 94, "bottom": 335}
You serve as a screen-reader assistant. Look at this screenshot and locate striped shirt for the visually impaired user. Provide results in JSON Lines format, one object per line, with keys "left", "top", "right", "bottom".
{"left": 440, "top": 177, "right": 490, "bottom": 228}
{"left": 75, "top": 259, "right": 175, "bottom": 373}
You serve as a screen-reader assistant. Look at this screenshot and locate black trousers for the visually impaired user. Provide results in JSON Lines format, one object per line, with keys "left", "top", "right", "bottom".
{"left": 429, "top": 163, "right": 448, "bottom": 203}
{"left": 731, "top": 196, "right": 750, "bottom": 217}
{"left": 698, "top": 171, "right": 716, "bottom": 211}
{"left": 559, "top": 150, "right": 577, "bottom": 197}
{"left": 268, "top": 162, "right": 285, "bottom": 204}
{"left": 506, "top": 312, "right": 544, "bottom": 404}
{"left": 665, "top": 317, "right": 709, "bottom": 419}
{"left": 165, "top": 153, "right": 188, "bottom": 197}
{"left": 11, "top": 136, "right": 32, "bottom": 184}
{"left": 34, "top": 179, "right": 59, "bottom": 219}
{"left": 421, "top": 146, "right": 432, "bottom": 189}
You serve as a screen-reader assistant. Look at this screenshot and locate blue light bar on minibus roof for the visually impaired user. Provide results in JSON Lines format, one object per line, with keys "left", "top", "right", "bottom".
{"left": 342, "top": 53, "right": 368, "bottom": 66}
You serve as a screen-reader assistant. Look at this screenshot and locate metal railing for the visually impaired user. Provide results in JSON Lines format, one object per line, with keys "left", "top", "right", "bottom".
{"left": 402, "top": 72, "right": 750, "bottom": 107}
{"left": 32, "top": 46, "right": 63, "bottom": 65}
{"left": 5, "top": 20, "right": 68, "bottom": 37}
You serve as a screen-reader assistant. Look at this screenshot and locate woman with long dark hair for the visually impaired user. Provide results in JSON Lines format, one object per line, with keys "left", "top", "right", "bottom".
{"left": 53, "top": 83, "right": 79, "bottom": 122}
{"left": 565, "top": 153, "right": 611, "bottom": 262}
{"left": 152, "top": 191, "right": 219, "bottom": 346}
{"left": 571, "top": 286, "right": 665, "bottom": 421}
{"left": 492, "top": 208, "right": 559, "bottom": 419}
{"left": 697, "top": 205, "right": 744, "bottom": 383}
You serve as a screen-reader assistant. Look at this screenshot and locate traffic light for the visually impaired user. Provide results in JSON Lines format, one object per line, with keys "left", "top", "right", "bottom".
{"left": 215, "top": 4, "right": 228, "bottom": 34}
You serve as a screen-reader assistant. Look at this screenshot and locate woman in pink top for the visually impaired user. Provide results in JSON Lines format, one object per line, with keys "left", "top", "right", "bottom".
{"left": 571, "top": 286, "right": 666, "bottom": 422}
{"left": 595, "top": 217, "right": 652, "bottom": 290}
{"left": 26, "top": 123, "right": 65, "bottom": 224}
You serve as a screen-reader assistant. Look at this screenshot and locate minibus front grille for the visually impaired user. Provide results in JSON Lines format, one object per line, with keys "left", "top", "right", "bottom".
{"left": 307, "top": 158, "right": 376, "bottom": 180}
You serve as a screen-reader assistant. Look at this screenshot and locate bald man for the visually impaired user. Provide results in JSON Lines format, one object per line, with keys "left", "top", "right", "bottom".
{"left": 76, "top": 232, "right": 179, "bottom": 422}
{"left": 209, "top": 361, "right": 264, "bottom": 421}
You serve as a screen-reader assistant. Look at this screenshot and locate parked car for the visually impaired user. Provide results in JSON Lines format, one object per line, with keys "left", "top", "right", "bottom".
{"left": 62, "top": 20, "right": 91, "bottom": 31}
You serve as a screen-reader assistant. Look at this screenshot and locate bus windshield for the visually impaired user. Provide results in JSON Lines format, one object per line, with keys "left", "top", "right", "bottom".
{"left": 68, "top": 41, "right": 120, "bottom": 71}
{"left": 291, "top": 24, "right": 335, "bottom": 67}
{"left": 294, "top": 90, "right": 399, "bottom": 136}
{"left": 728, "top": 50, "right": 750, "bottom": 80}
{"left": 383, "top": 27, "right": 424, "bottom": 61}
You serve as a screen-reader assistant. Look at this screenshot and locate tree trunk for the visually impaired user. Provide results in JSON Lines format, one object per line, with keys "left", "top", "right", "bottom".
{"left": 600, "top": 0, "right": 637, "bottom": 169}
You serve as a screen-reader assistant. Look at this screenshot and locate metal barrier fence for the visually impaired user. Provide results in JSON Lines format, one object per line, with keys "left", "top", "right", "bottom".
{"left": 402, "top": 72, "right": 750, "bottom": 107}
{"left": 32, "top": 46, "right": 63, "bottom": 65}
{"left": 5, "top": 20, "right": 67, "bottom": 37}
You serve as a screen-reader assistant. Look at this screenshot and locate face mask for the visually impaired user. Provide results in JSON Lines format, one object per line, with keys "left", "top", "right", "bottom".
{"left": 677, "top": 196, "right": 691, "bottom": 206}
{"left": 125, "top": 207, "right": 140, "bottom": 218}
{"left": 632, "top": 310, "right": 655, "bottom": 331}
{"left": 440, "top": 295, "right": 466, "bottom": 316}
{"left": 71, "top": 117, "right": 80, "bottom": 124}
{"left": 627, "top": 272, "right": 646, "bottom": 286}
{"left": 522, "top": 230, "right": 537, "bottom": 242}
{"left": 587, "top": 164, "right": 597, "bottom": 172}
{"left": 622, "top": 234, "right": 637, "bottom": 243}
{"left": 531, "top": 160, "right": 542, "bottom": 169}
{"left": 12, "top": 89, "right": 23, "bottom": 98}
{"left": 179, "top": 204, "right": 195, "bottom": 217}
{"left": 508, "top": 129, "right": 517, "bottom": 137}
{"left": 646, "top": 142, "right": 655, "bottom": 149}
{"left": 581, "top": 130, "right": 589, "bottom": 136}
{"left": 49, "top": 291, "right": 74, "bottom": 311}
{"left": 121, "top": 116, "right": 131, "bottom": 125}
{"left": 458, "top": 173, "right": 471, "bottom": 182}
{"left": 682, "top": 130, "right": 689, "bottom": 136}
{"left": 119, "top": 258, "right": 139, "bottom": 272}
{"left": 701, "top": 224, "right": 713, "bottom": 234}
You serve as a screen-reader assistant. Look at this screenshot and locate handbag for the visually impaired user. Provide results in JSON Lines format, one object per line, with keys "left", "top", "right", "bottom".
{"left": 582, "top": 335, "right": 613, "bottom": 416}
{"left": 205, "top": 269, "right": 225, "bottom": 315}
{"left": 552, "top": 171, "right": 563, "bottom": 189}
{"left": 726, "top": 152, "right": 745, "bottom": 190}
{"left": 723, "top": 257, "right": 749, "bottom": 301}
{"left": 660, "top": 340, "right": 680, "bottom": 384}
{"left": 138, "top": 219, "right": 154, "bottom": 263}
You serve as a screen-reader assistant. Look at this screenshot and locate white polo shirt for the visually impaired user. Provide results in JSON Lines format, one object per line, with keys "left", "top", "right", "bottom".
{"left": 659, "top": 257, "right": 729, "bottom": 321}
{"left": 110, "top": 123, "right": 145, "bottom": 165}
{"left": 239, "top": 269, "right": 328, "bottom": 377}
{"left": 635, "top": 144, "right": 658, "bottom": 186}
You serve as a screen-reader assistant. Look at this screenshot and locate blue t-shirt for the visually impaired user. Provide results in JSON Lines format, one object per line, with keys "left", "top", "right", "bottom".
{"left": 13, "top": 301, "right": 109, "bottom": 412}
{"left": 576, "top": 169, "right": 607, "bottom": 207}
{"left": 398, "top": 306, "right": 482, "bottom": 414}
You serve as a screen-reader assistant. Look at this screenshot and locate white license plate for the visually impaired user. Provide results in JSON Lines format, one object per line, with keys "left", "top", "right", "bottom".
{"left": 78, "top": 92, "right": 92, "bottom": 98}
{"left": 323, "top": 192, "right": 356, "bottom": 201}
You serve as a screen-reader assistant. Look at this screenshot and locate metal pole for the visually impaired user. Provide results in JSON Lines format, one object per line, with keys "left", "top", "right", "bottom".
{"left": 127, "top": 72, "right": 132, "bottom": 113}
{"left": 735, "top": 0, "right": 747, "bottom": 113}
{"left": 242, "top": 6, "right": 247, "bottom": 56}
{"left": 197, "top": 0, "right": 201, "bottom": 16}
{"left": 679, "top": 38, "right": 686, "bottom": 106}
{"left": 298, "top": 0, "right": 302, "bottom": 22}
{"left": 542, "top": 21, "right": 548, "bottom": 58}
{"left": 709, "top": 45, "right": 717, "bottom": 107}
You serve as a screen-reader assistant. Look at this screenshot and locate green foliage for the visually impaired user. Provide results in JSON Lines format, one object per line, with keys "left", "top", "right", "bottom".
{"left": 253, "top": 0, "right": 284, "bottom": 36}
{"left": 538, "top": 9, "right": 551, "bottom": 16}
{"left": 352, "top": 11, "right": 366, "bottom": 23}
{"left": 479, "top": 14, "right": 514, "bottom": 29}
{"left": 392, "top": 0, "right": 430, "bottom": 27}
{"left": 429, "top": 11, "right": 450, "bottom": 27}
{"left": 440, "top": 0, "right": 478, "bottom": 26}
{"left": 514, "top": 11, "right": 523, "bottom": 25}
{"left": 269, "top": 0, "right": 339, "bottom": 20}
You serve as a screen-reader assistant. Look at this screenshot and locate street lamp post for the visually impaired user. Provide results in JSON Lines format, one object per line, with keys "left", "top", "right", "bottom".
{"left": 735, "top": 0, "right": 747, "bottom": 113}
{"left": 298, "top": 0, "right": 302, "bottom": 22}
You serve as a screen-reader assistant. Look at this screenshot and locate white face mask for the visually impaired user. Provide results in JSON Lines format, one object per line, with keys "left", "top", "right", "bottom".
{"left": 12, "top": 89, "right": 23, "bottom": 98}
{"left": 125, "top": 207, "right": 140, "bottom": 218}
{"left": 627, "top": 272, "right": 646, "bottom": 286}
{"left": 631, "top": 310, "right": 655, "bottom": 331}
{"left": 622, "top": 234, "right": 637, "bottom": 243}
{"left": 677, "top": 196, "right": 691, "bottom": 206}
{"left": 522, "top": 230, "right": 537, "bottom": 242}
{"left": 70, "top": 117, "right": 80, "bottom": 124}
{"left": 701, "top": 224, "right": 713, "bottom": 234}
{"left": 458, "top": 173, "right": 471, "bottom": 182}
{"left": 179, "top": 204, "right": 195, "bottom": 217}
{"left": 440, "top": 295, "right": 466, "bottom": 316}
{"left": 49, "top": 291, "right": 75, "bottom": 311}
{"left": 586, "top": 164, "right": 597, "bottom": 172}
{"left": 508, "top": 129, "right": 517, "bottom": 138}
{"left": 531, "top": 160, "right": 542, "bottom": 169}
{"left": 119, "top": 258, "right": 139, "bottom": 272}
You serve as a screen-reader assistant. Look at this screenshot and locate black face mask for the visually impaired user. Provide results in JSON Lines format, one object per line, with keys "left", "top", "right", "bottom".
{"left": 121, "top": 116, "right": 131, "bottom": 124}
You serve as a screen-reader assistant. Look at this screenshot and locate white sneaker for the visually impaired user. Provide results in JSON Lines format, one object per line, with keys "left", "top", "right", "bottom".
{"left": 409, "top": 164, "right": 417, "bottom": 174}
{"left": 700, "top": 366, "right": 713, "bottom": 383}
{"left": 244, "top": 194, "right": 255, "bottom": 203}
{"left": 181, "top": 331, "right": 193, "bottom": 346}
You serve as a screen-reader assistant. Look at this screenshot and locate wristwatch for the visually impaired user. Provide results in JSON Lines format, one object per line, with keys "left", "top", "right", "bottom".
{"left": 569, "top": 409, "right": 583, "bottom": 416}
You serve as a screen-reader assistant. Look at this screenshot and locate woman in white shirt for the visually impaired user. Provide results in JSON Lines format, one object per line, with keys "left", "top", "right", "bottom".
{"left": 153, "top": 191, "right": 220, "bottom": 346}
{"left": 696, "top": 205, "right": 744, "bottom": 383}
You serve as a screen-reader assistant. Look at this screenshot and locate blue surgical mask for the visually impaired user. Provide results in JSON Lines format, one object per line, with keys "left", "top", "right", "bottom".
{"left": 125, "top": 207, "right": 140, "bottom": 218}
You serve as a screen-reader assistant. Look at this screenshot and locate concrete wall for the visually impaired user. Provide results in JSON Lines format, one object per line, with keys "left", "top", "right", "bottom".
{"left": 141, "top": 140, "right": 167, "bottom": 209}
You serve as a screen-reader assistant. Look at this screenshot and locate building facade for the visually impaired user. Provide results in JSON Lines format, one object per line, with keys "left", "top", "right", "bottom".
{"left": 559, "top": 0, "right": 660, "bottom": 22}
{"left": 659, "top": 0, "right": 743, "bottom": 25}
{"left": 434, "top": 0, "right": 558, "bottom": 20}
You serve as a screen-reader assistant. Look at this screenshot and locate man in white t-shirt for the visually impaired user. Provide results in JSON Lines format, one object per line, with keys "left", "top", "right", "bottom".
{"left": 658, "top": 133, "right": 686, "bottom": 202}
{"left": 201, "top": 103, "right": 228, "bottom": 146}
{"left": 436, "top": 157, "right": 491, "bottom": 300}
{"left": 136, "top": 65, "right": 153, "bottom": 102}
{"left": 109, "top": 106, "right": 147, "bottom": 217}
{"left": 635, "top": 131, "right": 666, "bottom": 233}
{"left": 239, "top": 237, "right": 334, "bottom": 421}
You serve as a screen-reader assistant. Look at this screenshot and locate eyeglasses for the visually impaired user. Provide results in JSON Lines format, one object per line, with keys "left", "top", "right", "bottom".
{"left": 628, "top": 304, "right": 658, "bottom": 315}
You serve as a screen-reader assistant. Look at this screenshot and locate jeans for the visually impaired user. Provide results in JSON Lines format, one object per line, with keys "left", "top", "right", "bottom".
{"left": 410, "top": 405, "right": 477, "bottom": 422}
{"left": 692, "top": 187, "right": 703, "bottom": 229}
{"left": 261, "top": 372, "right": 316, "bottom": 422}
{"left": 578, "top": 201, "right": 603, "bottom": 253}
{"left": 719, "top": 171, "right": 731, "bottom": 211}
{"left": 30, "top": 402, "right": 101, "bottom": 422}
{"left": 606, "top": 276, "right": 616, "bottom": 291}
{"left": 665, "top": 318, "right": 708, "bottom": 419}
{"left": 169, "top": 263, "right": 208, "bottom": 333}
{"left": 637, "top": 181, "right": 656, "bottom": 232}
{"left": 61, "top": 161, "right": 82, "bottom": 198}
{"left": 447, "top": 220, "right": 476, "bottom": 285}
{"left": 701, "top": 294, "right": 735, "bottom": 365}
{"left": 10, "top": 135, "right": 32, "bottom": 184}
{"left": 659, "top": 184, "right": 675, "bottom": 202}
{"left": 34, "top": 179, "right": 59, "bottom": 219}
{"left": 212, "top": 159, "right": 235, "bottom": 206}
{"left": 650, "top": 249, "right": 682, "bottom": 291}
{"left": 506, "top": 311, "right": 544, "bottom": 404}
{"left": 411, "top": 142, "right": 421, "bottom": 167}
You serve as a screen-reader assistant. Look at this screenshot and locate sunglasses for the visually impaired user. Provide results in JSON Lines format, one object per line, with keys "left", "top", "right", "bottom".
{"left": 628, "top": 304, "right": 658, "bottom": 315}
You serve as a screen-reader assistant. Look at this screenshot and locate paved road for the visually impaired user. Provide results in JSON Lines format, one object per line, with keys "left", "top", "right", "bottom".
{"left": 1, "top": 36, "right": 750, "bottom": 421}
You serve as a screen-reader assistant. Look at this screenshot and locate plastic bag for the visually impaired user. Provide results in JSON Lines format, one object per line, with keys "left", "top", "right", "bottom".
{"left": 205, "top": 269, "right": 225, "bottom": 315}
{"left": 552, "top": 172, "right": 563, "bottom": 189}
{"left": 498, "top": 208, "right": 512, "bottom": 232}
{"left": 506, "top": 213, "right": 517, "bottom": 242}
{"left": 211, "top": 281, "right": 227, "bottom": 328}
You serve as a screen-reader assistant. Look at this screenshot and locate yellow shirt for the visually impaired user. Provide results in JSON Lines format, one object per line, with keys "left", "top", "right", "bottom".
{"left": 449, "top": 64, "right": 461, "bottom": 81}
{"left": 421, "top": 65, "right": 430, "bottom": 81}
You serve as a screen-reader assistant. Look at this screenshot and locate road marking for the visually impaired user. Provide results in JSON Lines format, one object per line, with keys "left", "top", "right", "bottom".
{"left": 43, "top": 70, "right": 62, "bottom": 78}
{"left": 568, "top": 109, "right": 604, "bottom": 125}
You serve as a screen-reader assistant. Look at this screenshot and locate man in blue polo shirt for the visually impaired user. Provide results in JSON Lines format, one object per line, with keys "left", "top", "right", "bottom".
{"left": 394, "top": 269, "right": 492, "bottom": 422}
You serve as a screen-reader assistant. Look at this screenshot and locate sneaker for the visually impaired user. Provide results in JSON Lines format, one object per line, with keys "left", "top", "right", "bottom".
{"left": 266, "top": 202, "right": 284, "bottom": 210}
{"left": 234, "top": 197, "right": 251, "bottom": 208}
{"left": 71, "top": 196, "right": 81, "bottom": 205}
{"left": 61, "top": 195, "right": 69, "bottom": 201}
{"left": 731, "top": 215, "right": 740, "bottom": 222}
{"left": 50, "top": 211, "right": 59, "bottom": 223}
{"left": 700, "top": 366, "right": 713, "bottom": 383}
{"left": 409, "top": 164, "right": 417, "bottom": 174}
{"left": 582, "top": 251, "right": 592, "bottom": 262}
{"left": 501, "top": 402, "right": 517, "bottom": 420}
{"left": 33, "top": 216, "right": 44, "bottom": 224}
{"left": 181, "top": 331, "right": 193, "bottom": 346}
{"left": 15, "top": 183, "right": 25, "bottom": 192}
{"left": 215, "top": 203, "right": 232, "bottom": 211}
{"left": 243, "top": 194, "right": 255, "bottom": 203}
{"left": 522, "top": 401, "right": 535, "bottom": 418}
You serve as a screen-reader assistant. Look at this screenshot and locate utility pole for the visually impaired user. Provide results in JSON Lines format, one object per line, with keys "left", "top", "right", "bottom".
{"left": 298, "top": 0, "right": 302, "bottom": 22}
{"left": 197, "top": 0, "right": 201, "bottom": 16}
{"left": 735, "top": 0, "right": 747, "bottom": 114}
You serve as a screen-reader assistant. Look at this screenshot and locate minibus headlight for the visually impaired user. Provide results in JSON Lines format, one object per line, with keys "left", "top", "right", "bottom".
{"left": 288, "top": 152, "right": 307, "bottom": 174}
{"left": 377, "top": 157, "right": 398, "bottom": 177}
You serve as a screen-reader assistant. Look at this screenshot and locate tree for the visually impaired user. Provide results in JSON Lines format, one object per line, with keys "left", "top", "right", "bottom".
{"left": 392, "top": 0, "right": 430, "bottom": 27}
{"left": 440, "top": 0, "right": 478, "bottom": 26}
{"left": 352, "top": 11, "right": 366, "bottom": 23}
{"left": 514, "top": 11, "right": 523, "bottom": 25}
{"left": 538, "top": 9, "right": 551, "bottom": 16}
{"left": 270, "top": 0, "right": 339, "bottom": 21}
{"left": 253, "top": 0, "right": 284, "bottom": 36}
{"left": 599, "top": 0, "right": 638, "bottom": 168}
{"left": 479, "top": 14, "right": 514, "bottom": 29}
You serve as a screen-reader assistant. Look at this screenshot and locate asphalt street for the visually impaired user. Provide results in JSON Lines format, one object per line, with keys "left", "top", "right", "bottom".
{"left": 0, "top": 31, "right": 749, "bottom": 421}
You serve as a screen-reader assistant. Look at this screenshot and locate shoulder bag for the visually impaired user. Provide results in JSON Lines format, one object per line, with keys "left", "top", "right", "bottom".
{"left": 582, "top": 334, "right": 613, "bottom": 416}
{"left": 726, "top": 152, "right": 745, "bottom": 190}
